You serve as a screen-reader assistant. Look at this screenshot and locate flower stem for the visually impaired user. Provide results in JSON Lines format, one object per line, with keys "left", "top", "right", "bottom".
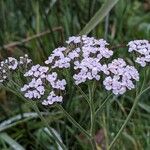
{"left": 108, "top": 86, "right": 150, "bottom": 149}
{"left": 88, "top": 82, "right": 96, "bottom": 136}
{"left": 88, "top": 83, "right": 97, "bottom": 150}
{"left": 95, "top": 94, "right": 112, "bottom": 116}
{"left": 32, "top": 103, "right": 67, "bottom": 150}
{"left": 57, "top": 104, "right": 97, "bottom": 150}
{"left": 4, "top": 86, "right": 67, "bottom": 150}
{"left": 56, "top": 104, "right": 91, "bottom": 139}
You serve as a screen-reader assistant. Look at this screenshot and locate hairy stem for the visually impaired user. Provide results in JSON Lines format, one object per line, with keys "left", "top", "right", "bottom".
{"left": 88, "top": 83, "right": 97, "bottom": 150}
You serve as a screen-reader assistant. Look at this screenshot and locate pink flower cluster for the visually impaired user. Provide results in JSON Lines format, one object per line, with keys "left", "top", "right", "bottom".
{"left": 45, "top": 47, "right": 71, "bottom": 68}
{"left": 103, "top": 58, "right": 139, "bottom": 95}
{"left": 72, "top": 36, "right": 113, "bottom": 84}
{"left": 42, "top": 91, "right": 63, "bottom": 105}
{"left": 1, "top": 37, "right": 149, "bottom": 106}
{"left": 24, "top": 64, "right": 49, "bottom": 78}
{"left": 21, "top": 64, "right": 66, "bottom": 105}
{"left": 128, "top": 40, "right": 150, "bottom": 67}
{"left": 45, "top": 35, "right": 113, "bottom": 85}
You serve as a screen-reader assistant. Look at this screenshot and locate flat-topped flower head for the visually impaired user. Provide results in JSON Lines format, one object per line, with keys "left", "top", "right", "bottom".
{"left": 66, "top": 36, "right": 81, "bottom": 44}
{"left": 42, "top": 91, "right": 63, "bottom": 106}
{"left": 0, "top": 57, "right": 18, "bottom": 83}
{"left": 7, "top": 57, "right": 18, "bottom": 70}
{"left": 103, "top": 58, "right": 139, "bottom": 95}
{"left": 24, "top": 64, "right": 49, "bottom": 78}
{"left": 128, "top": 40, "right": 150, "bottom": 67}
{"left": 45, "top": 47, "right": 71, "bottom": 69}
{"left": 45, "top": 36, "right": 113, "bottom": 75}
{"left": 0, "top": 54, "right": 32, "bottom": 83}
{"left": 21, "top": 65, "right": 66, "bottom": 105}
{"left": 65, "top": 35, "right": 113, "bottom": 85}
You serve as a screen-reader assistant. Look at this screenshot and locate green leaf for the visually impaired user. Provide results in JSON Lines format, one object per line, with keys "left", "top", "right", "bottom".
{"left": 0, "top": 132, "right": 25, "bottom": 150}
{"left": 36, "top": 127, "right": 66, "bottom": 150}
{"left": 0, "top": 112, "right": 46, "bottom": 132}
{"left": 138, "top": 102, "right": 150, "bottom": 113}
{"left": 79, "top": 0, "right": 119, "bottom": 35}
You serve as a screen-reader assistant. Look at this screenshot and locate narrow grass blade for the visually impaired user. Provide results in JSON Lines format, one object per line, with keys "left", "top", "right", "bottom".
{"left": 79, "top": 0, "right": 119, "bottom": 35}
{"left": 138, "top": 102, "right": 150, "bottom": 113}
{"left": 0, "top": 112, "right": 47, "bottom": 132}
{"left": 0, "top": 132, "right": 25, "bottom": 150}
{"left": 44, "top": 127, "right": 66, "bottom": 150}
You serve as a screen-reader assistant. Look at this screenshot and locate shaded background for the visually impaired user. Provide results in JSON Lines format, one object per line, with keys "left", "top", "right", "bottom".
{"left": 0, "top": 0, "right": 150, "bottom": 149}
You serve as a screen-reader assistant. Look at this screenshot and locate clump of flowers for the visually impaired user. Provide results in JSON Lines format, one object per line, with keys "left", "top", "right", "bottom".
{"left": 0, "top": 54, "right": 31, "bottom": 83}
{"left": 45, "top": 47, "right": 71, "bottom": 69}
{"left": 21, "top": 64, "right": 66, "bottom": 105}
{"left": 1, "top": 36, "right": 149, "bottom": 105}
{"left": 128, "top": 40, "right": 150, "bottom": 67}
{"left": 103, "top": 58, "right": 139, "bottom": 95}
{"left": 45, "top": 35, "right": 113, "bottom": 85}
{"left": 72, "top": 36, "right": 113, "bottom": 85}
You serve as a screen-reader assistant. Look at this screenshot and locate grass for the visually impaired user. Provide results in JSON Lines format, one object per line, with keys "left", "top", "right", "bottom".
{"left": 0, "top": 0, "right": 150, "bottom": 149}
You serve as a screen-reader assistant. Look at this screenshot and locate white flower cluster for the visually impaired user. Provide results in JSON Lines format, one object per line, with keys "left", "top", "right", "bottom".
{"left": 103, "top": 58, "right": 139, "bottom": 95}
{"left": 45, "top": 35, "right": 113, "bottom": 85}
{"left": 2, "top": 37, "right": 149, "bottom": 106}
{"left": 0, "top": 55, "right": 31, "bottom": 83}
{"left": 128, "top": 40, "right": 150, "bottom": 67}
{"left": 72, "top": 36, "right": 113, "bottom": 85}
{"left": 21, "top": 65, "right": 66, "bottom": 105}
{"left": 45, "top": 47, "right": 71, "bottom": 68}
{"left": 42, "top": 91, "right": 63, "bottom": 105}
{"left": 46, "top": 72, "right": 66, "bottom": 90}
{"left": 0, "top": 58, "right": 14, "bottom": 83}
{"left": 24, "top": 64, "right": 49, "bottom": 78}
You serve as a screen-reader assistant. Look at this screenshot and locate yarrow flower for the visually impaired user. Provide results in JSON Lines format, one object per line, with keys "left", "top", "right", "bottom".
{"left": 45, "top": 47, "right": 71, "bottom": 68}
{"left": 128, "top": 40, "right": 150, "bottom": 67}
{"left": 0, "top": 55, "right": 32, "bottom": 83}
{"left": 2, "top": 37, "right": 149, "bottom": 106}
{"left": 103, "top": 58, "right": 139, "bottom": 95}
{"left": 42, "top": 91, "right": 63, "bottom": 106}
{"left": 21, "top": 65, "right": 66, "bottom": 105}
{"left": 24, "top": 64, "right": 49, "bottom": 78}
{"left": 71, "top": 36, "right": 113, "bottom": 85}
{"left": 45, "top": 35, "right": 113, "bottom": 85}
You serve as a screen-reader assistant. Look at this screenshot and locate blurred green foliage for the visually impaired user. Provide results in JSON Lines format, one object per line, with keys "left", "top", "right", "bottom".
{"left": 0, "top": 0, "right": 150, "bottom": 149}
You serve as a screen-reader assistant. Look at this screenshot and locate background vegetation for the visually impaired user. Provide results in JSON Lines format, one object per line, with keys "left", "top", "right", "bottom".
{"left": 0, "top": 0, "right": 150, "bottom": 149}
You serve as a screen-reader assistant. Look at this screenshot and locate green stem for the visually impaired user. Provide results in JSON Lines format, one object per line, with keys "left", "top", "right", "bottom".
{"left": 90, "top": 99, "right": 95, "bottom": 136}
{"left": 108, "top": 86, "right": 150, "bottom": 150}
{"left": 56, "top": 104, "right": 91, "bottom": 139}
{"left": 77, "top": 85, "right": 98, "bottom": 150}
{"left": 88, "top": 82, "right": 96, "bottom": 136}
{"left": 32, "top": 103, "right": 67, "bottom": 150}
{"left": 77, "top": 85, "right": 90, "bottom": 106}
{"left": 95, "top": 94, "right": 112, "bottom": 116}
{"left": 3, "top": 86, "right": 67, "bottom": 150}
{"left": 88, "top": 83, "right": 97, "bottom": 150}
{"left": 57, "top": 104, "right": 97, "bottom": 150}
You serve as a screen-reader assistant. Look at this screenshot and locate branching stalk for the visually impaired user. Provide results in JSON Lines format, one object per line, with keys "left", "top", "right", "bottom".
{"left": 108, "top": 86, "right": 150, "bottom": 149}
